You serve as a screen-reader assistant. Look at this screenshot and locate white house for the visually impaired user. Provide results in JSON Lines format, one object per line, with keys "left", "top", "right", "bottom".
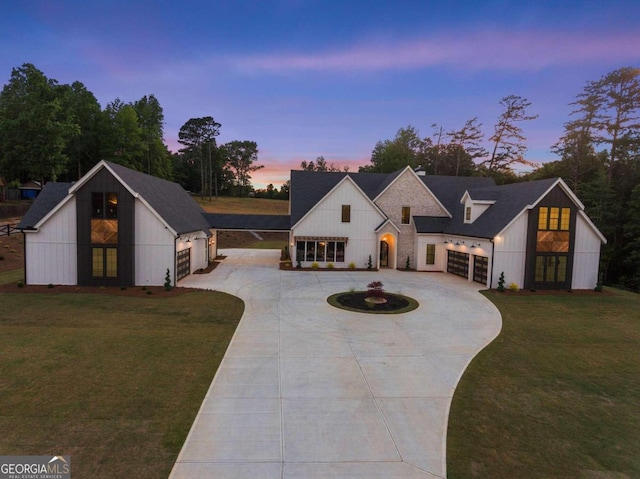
{"left": 289, "top": 166, "right": 606, "bottom": 290}
{"left": 18, "top": 161, "right": 214, "bottom": 287}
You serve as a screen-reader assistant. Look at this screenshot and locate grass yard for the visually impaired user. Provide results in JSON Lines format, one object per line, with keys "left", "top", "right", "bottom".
{"left": 447, "top": 289, "right": 640, "bottom": 479}
{"left": 195, "top": 196, "right": 288, "bottom": 215}
{"left": 0, "top": 289, "right": 244, "bottom": 478}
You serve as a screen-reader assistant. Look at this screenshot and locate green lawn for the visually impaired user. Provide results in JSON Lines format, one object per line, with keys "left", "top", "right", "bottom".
{"left": 447, "top": 289, "right": 640, "bottom": 478}
{"left": 195, "top": 196, "right": 288, "bottom": 215}
{"left": 0, "top": 289, "right": 243, "bottom": 478}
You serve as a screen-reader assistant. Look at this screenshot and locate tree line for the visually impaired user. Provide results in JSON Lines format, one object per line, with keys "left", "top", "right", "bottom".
{"left": 0, "top": 63, "right": 264, "bottom": 197}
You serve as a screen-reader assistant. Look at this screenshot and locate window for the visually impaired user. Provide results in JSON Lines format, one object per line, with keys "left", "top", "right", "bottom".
{"left": 426, "top": 244, "right": 436, "bottom": 265}
{"left": 296, "top": 240, "right": 346, "bottom": 263}
{"left": 538, "top": 207, "right": 548, "bottom": 230}
{"left": 560, "top": 208, "right": 570, "bottom": 230}
{"left": 401, "top": 206, "right": 411, "bottom": 224}
{"left": 465, "top": 206, "right": 472, "bottom": 221}
{"left": 92, "top": 247, "right": 117, "bottom": 278}
{"left": 342, "top": 205, "right": 351, "bottom": 223}
{"left": 91, "top": 192, "right": 119, "bottom": 279}
{"left": 536, "top": 206, "right": 571, "bottom": 252}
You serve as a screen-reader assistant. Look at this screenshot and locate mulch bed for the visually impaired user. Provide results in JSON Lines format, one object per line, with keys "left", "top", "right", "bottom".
{"left": 335, "top": 291, "right": 410, "bottom": 312}
{"left": 0, "top": 283, "right": 203, "bottom": 297}
{"left": 487, "top": 288, "right": 615, "bottom": 296}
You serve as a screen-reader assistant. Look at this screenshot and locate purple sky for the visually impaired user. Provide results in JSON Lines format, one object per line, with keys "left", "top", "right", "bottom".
{"left": 2, "top": 1, "right": 639, "bottom": 188}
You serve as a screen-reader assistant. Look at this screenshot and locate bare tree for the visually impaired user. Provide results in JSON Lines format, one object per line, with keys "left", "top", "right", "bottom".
{"left": 447, "top": 117, "right": 486, "bottom": 176}
{"left": 483, "top": 95, "right": 538, "bottom": 173}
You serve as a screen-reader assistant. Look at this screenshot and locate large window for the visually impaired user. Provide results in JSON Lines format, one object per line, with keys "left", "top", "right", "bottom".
{"left": 537, "top": 206, "right": 571, "bottom": 252}
{"left": 401, "top": 206, "right": 411, "bottom": 224}
{"left": 342, "top": 205, "right": 351, "bottom": 223}
{"left": 91, "top": 193, "right": 118, "bottom": 278}
{"left": 297, "top": 240, "right": 346, "bottom": 263}
{"left": 425, "top": 244, "right": 436, "bottom": 265}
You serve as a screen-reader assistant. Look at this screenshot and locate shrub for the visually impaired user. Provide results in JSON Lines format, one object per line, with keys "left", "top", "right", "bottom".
{"left": 348, "top": 262, "right": 356, "bottom": 270}
{"left": 311, "top": 262, "right": 319, "bottom": 269}
{"left": 508, "top": 282, "right": 519, "bottom": 292}
{"left": 367, "top": 255, "right": 373, "bottom": 270}
{"left": 17, "top": 281, "right": 24, "bottom": 288}
{"left": 296, "top": 259, "right": 302, "bottom": 269}
{"left": 146, "top": 290, "right": 153, "bottom": 295}
{"left": 280, "top": 246, "right": 290, "bottom": 261}
{"left": 366, "top": 280, "right": 385, "bottom": 299}
{"left": 47, "top": 284, "right": 54, "bottom": 289}
{"left": 405, "top": 255, "right": 411, "bottom": 270}
{"left": 164, "top": 268, "right": 172, "bottom": 291}
{"left": 327, "top": 262, "right": 334, "bottom": 269}
{"left": 497, "top": 272, "right": 505, "bottom": 292}
{"left": 120, "top": 286, "right": 127, "bottom": 291}
{"left": 594, "top": 283, "right": 603, "bottom": 292}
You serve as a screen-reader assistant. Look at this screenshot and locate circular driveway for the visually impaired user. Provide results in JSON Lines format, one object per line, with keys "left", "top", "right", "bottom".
{"left": 171, "top": 249, "right": 502, "bottom": 479}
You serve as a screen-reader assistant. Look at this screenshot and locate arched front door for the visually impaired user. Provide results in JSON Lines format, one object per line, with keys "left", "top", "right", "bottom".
{"left": 380, "top": 240, "right": 389, "bottom": 267}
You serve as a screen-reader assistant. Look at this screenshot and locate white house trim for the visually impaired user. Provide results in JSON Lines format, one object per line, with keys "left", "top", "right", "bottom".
{"left": 291, "top": 175, "right": 387, "bottom": 230}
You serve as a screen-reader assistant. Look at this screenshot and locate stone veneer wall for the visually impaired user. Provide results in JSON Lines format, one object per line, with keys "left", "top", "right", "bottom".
{"left": 374, "top": 170, "right": 448, "bottom": 269}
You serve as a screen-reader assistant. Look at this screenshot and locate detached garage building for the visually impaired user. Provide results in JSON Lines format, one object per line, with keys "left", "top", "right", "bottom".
{"left": 18, "top": 160, "right": 213, "bottom": 287}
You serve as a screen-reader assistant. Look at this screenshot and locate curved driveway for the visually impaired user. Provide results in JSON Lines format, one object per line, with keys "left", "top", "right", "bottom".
{"left": 170, "top": 249, "right": 501, "bottom": 479}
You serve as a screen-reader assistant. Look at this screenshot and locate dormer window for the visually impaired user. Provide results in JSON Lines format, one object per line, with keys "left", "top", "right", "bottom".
{"left": 465, "top": 206, "right": 472, "bottom": 221}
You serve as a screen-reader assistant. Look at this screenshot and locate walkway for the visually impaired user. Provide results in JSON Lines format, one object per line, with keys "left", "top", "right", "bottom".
{"left": 170, "top": 249, "right": 502, "bottom": 478}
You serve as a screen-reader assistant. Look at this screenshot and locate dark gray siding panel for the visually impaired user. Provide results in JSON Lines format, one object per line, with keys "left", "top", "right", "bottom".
{"left": 76, "top": 168, "right": 135, "bottom": 286}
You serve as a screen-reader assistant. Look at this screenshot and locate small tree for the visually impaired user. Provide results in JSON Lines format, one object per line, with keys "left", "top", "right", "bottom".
{"left": 405, "top": 255, "right": 411, "bottom": 270}
{"left": 497, "top": 272, "right": 505, "bottom": 292}
{"left": 366, "top": 281, "right": 385, "bottom": 299}
{"left": 164, "top": 268, "right": 172, "bottom": 291}
{"left": 367, "top": 254, "right": 373, "bottom": 270}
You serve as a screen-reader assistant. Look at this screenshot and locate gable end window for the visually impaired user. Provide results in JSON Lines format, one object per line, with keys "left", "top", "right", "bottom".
{"left": 401, "top": 206, "right": 411, "bottom": 225}
{"left": 341, "top": 205, "right": 351, "bottom": 223}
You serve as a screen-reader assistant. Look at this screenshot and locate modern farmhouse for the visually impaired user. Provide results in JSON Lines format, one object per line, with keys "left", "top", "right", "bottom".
{"left": 287, "top": 166, "right": 606, "bottom": 290}
{"left": 18, "top": 160, "right": 213, "bottom": 287}
{"left": 19, "top": 161, "right": 605, "bottom": 290}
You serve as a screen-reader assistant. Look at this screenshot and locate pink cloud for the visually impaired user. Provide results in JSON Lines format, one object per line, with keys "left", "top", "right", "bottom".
{"left": 232, "top": 30, "right": 640, "bottom": 73}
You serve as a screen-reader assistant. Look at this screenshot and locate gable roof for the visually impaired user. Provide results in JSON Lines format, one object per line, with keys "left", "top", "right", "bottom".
{"left": 415, "top": 177, "right": 562, "bottom": 238}
{"left": 103, "top": 161, "right": 211, "bottom": 236}
{"left": 19, "top": 161, "right": 211, "bottom": 236}
{"left": 18, "top": 182, "right": 74, "bottom": 229}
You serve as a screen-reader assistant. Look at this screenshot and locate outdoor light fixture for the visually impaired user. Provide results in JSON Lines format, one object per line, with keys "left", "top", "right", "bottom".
{"left": 471, "top": 242, "right": 481, "bottom": 248}
{"left": 186, "top": 237, "right": 192, "bottom": 243}
{"left": 456, "top": 240, "right": 464, "bottom": 246}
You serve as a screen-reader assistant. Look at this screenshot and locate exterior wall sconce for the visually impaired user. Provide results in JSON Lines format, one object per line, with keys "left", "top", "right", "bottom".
{"left": 471, "top": 242, "right": 481, "bottom": 248}
{"left": 443, "top": 239, "right": 449, "bottom": 244}
{"left": 186, "top": 237, "right": 192, "bottom": 243}
{"left": 455, "top": 240, "right": 464, "bottom": 246}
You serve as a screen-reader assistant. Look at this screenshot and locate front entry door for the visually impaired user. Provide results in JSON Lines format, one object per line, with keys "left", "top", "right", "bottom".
{"left": 380, "top": 241, "right": 389, "bottom": 267}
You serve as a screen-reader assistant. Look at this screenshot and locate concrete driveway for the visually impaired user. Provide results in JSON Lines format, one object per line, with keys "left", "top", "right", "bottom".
{"left": 170, "top": 249, "right": 501, "bottom": 479}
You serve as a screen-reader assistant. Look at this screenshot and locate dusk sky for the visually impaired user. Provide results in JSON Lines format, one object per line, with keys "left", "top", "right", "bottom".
{"left": 2, "top": 1, "right": 639, "bottom": 188}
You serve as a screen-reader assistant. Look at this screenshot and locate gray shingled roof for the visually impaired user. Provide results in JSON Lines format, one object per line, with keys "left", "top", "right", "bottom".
{"left": 19, "top": 162, "right": 212, "bottom": 236}
{"left": 415, "top": 177, "right": 559, "bottom": 238}
{"left": 18, "top": 182, "right": 74, "bottom": 229}
{"left": 105, "top": 162, "right": 212, "bottom": 236}
{"left": 205, "top": 213, "right": 291, "bottom": 230}
{"left": 290, "top": 169, "right": 562, "bottom": 240}
{"left": 290, "top": 169, "right": 400, "bottom": 225}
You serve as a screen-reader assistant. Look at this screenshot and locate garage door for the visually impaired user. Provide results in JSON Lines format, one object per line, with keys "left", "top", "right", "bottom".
{"left": 177, "top": 248, "right": 191, "bottom": 281}
{"left": 447, "top": 250, "right": 469, "bottom": 279}
{"left": 473, "top": 255, "right": 489, "bottom": 284}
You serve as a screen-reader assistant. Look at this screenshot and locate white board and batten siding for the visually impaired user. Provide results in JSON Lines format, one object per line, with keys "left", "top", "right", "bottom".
{"left": 25, "top": 198, "right": 77, "bottom": 285}
{"left": 490, "top": 212, "right": 528, "bottom": 289}
{"left": 572, "top": 212, "right": 602, "bottom": 289}
{"left": 415, "top": 235, "right": 447, "bottom": 272}
{"left": 292, "top": 179, "right": 385, "bottom": 268}
{"left": 134, "top": 201, "right": 175, "bottom": 286}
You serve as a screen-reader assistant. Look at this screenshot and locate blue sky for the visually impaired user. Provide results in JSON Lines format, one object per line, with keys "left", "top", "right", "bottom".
{"left": 2, "top": 0, "right": 639, "bottom": 188}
